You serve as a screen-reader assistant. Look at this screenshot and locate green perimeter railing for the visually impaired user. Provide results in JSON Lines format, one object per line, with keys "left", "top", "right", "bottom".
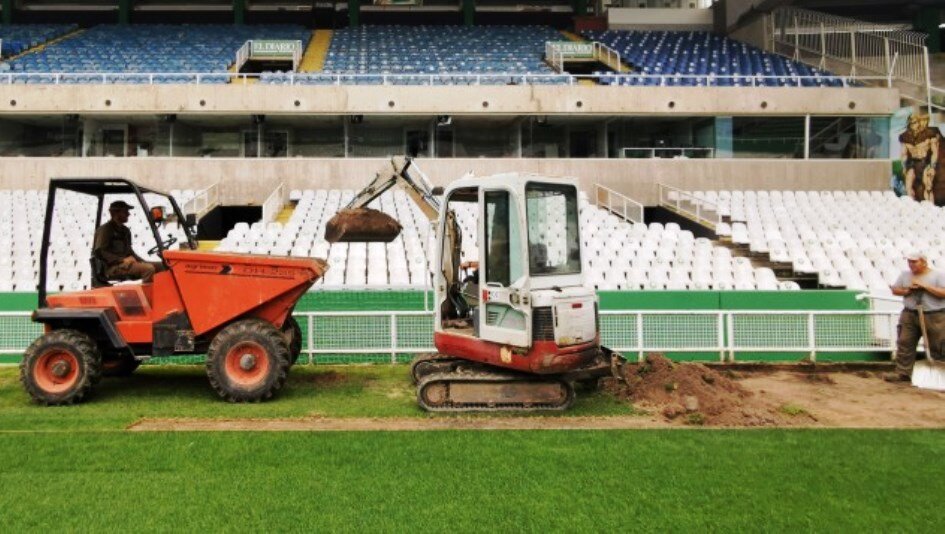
{"left": 0, "top": 290, "right": 892, "bottom": 365}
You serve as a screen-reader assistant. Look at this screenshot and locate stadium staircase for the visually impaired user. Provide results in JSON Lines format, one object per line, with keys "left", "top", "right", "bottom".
{"left": 276, "top": 204, "right": 295, "bottom": 225}
{"left": 658, "top": 194, "right": 816, "bottom": 288}
{"left": 2, "top": 27, "right": 84, "bottom": 63}
{"left": 299, "top": 30, "right": 332, "bottom": 72}
{"left": 557, "top": 29, "right": 630, "bottom": 85}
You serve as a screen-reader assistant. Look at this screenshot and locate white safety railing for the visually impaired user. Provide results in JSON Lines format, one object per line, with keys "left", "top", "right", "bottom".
{"left": 261, "top": 182, "right": 286, "bottom": 224}
{"left": 182, "top": 181, "right": 220, "bottom": 219}
{"left": 592, "top": 41, "right": 622, "bottom": 72}
{"left": 0, "top": 308, "right": 903, "bottom": 364}
{"left": 770, "top": 6, "right": 932, "bottom": 106}
{"left": 657, "top": 183, "right": 721, "bottom": 229}
{"left": 620, "top": 147, "right": 715, "bottom": 159}
{"left": 595, "top": 184, "right": 644, "bottom": 224}
{"left": 234, "top": 41, "right": 251, "bottom": 74}
{"left": 0, "top": 71, "right": 888, "bottom": 88}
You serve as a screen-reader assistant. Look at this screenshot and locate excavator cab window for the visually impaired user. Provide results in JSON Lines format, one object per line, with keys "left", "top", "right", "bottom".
{"left": 525, "top": 183, "right": 581, "bottom": 276}
{"left": 439, "top": 188, "right": 477, "bottom": 331}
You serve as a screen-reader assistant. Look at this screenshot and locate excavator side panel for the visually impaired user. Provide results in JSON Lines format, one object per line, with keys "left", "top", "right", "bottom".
{"left": 434, "top": 330, "right": 599, "bottom": 375}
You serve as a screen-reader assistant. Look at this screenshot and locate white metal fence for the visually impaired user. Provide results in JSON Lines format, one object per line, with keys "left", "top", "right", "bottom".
{"left": 620, "top": 147, "right": 715, "bottom": 159}
{"left": 657, "top": 183, "right": 721, "bottom": 229}
{"left": 181, "top": 181, "right": 220, "bottom": 219}
{"left": 594, "top": 184, "right": 644, "bottom": 224}
{"left": 261, "top": 182, "right": 286, "bottom": 224}
{"left": 0, "top": 309, "right": 900, "bottom": 364}
{"left": 770, "top": 6, "right": 935, "bottom": 107}
{"left": 0, "top": 71, "right": 883, "bottom": 88}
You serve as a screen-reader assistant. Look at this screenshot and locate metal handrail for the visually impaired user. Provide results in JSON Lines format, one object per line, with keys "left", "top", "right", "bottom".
{"left": 595, "top": 184, "right": 644, "bottom": 224}
{"left": 261, "top": 182, "right": 286, "bottom": 224}
{"left": 182, "top": 181, "right": 220, "bottom": 219}
{"left": 0, "top": 308, "right": 904, "bottom": 363}
{"left": 620, "top": 147, "right": 715, "bottom": 159}
{"left": 0, "top": 70, "right": 891, "bottom": 87}
{"left": 657, "top": 183, "right": 721, "bottom": 229}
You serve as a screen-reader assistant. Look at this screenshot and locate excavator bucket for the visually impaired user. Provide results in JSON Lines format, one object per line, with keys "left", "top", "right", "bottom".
{"left": 324, "top": 208, "right": 403, "bottom": 243}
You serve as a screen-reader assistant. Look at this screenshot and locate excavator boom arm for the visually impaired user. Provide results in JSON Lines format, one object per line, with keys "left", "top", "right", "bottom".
{"left": 343, "top": 156, "right": 441, "bottom": 222}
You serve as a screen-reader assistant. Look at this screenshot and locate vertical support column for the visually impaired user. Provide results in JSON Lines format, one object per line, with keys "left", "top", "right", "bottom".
{"left": 2, "top": 0, "right": 13, "bottom": 25}
{"left": 462, "top": 0, "right": 474, "bottom": 26}
{"left": 803, "top": 114, "right": 810, "bottom": 160}
{"left": 349, "top": 0, "right": 360, "bottom": 28}
{"left": 572, "top": 0, "right": 587, "bottom": 17}
{"left": 233, "top": 0, "right": 246, "bottom": 25}
{"left": 119, "top": 0, "right": 132, "bottom": 25}
{"left": 914, "top": 7, "right": 941, "bottom": 54}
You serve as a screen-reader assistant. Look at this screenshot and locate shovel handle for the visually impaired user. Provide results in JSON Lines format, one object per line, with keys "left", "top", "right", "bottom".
{"left": 917, "top": 305, "right": 936, "bottom": 364}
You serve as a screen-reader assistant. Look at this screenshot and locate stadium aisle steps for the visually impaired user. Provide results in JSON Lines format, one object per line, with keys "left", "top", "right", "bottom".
{"left": 559, "top": 30, "right": 584, "bottom": 42}
{"left": 3, "top": 27, "right": 85, "bottom": 63}
{"left": 559, "top": 29, "right": 631, "bottom": 76}
{"left": 300, "top": 30, "right": 332, "bottom": 72}
{"left": 276, "top": 205, "right": 295, "bottom": 225}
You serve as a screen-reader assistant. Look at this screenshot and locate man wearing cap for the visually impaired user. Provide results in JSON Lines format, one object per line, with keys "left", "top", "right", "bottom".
{"left": 887, "top": 252, "right": 945, "bottom": 382}
{"left": 93, "top": 200, "right": 161, "bottom": 283}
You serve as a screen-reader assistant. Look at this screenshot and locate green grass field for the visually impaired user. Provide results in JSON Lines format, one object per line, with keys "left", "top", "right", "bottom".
{"left": 1, "top": 365, "right": 942, "bottom": 531}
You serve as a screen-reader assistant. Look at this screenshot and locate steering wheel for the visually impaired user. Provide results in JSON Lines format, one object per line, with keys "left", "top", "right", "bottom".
{"left": 148, "top": 236, "right": 178, "bottom": 256}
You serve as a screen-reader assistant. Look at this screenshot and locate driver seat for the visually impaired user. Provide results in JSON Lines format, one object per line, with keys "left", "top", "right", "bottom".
{"left": 90, "top": 256, "right": 138, "bottom": 288}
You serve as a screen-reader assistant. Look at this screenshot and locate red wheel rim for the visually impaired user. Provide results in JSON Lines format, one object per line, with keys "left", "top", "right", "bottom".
{"left": 224, "top": 341, "right": 270, "bottom": 388}
{"left": 33, "top": 349, "right": 80, "bottom": 394}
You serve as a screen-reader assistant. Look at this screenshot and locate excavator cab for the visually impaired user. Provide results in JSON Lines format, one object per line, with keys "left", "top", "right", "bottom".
{"left": 415, "top": 174, "right": 616, "bottom": 411}
{"left": 321, "top": 157, "right": 620, "bottom": 412}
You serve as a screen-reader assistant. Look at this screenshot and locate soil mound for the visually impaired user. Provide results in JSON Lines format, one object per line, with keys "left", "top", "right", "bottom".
{"left": 325, "top": 208, "right": 402, "bottom": 243}
{"left": 603, "top": 354, "right": 804, "bottom": 426}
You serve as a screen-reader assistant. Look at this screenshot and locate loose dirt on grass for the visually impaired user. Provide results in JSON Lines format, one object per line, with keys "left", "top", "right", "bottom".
{"left": 128, "top": 360, "right": 945, "bottom": 431}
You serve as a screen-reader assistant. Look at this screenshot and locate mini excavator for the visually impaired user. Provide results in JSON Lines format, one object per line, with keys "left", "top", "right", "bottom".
{"left": 325, "top": 157, "right": 623, "bottom": 412}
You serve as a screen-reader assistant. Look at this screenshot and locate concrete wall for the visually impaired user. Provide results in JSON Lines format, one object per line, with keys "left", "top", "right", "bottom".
{"left": 0, "top": 157, "right": 890, "bottom": 206}
{"left": 0, "top": 85, "right": 901, "bottom": 116}
{"left": 608, "top": 8, "right": 713, "bottom": 31}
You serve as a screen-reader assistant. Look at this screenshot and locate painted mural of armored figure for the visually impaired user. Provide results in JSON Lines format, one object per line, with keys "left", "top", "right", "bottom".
{"left": 899, "top": 113, "right": 941, "bottom": 202}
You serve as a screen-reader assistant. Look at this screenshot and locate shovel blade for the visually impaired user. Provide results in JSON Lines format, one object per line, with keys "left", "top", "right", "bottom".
{"left": 324, "top": 208, "right": 403, "bottom": 243}
{"left": 911, "top": 359, "right": 945, "bottom": 391}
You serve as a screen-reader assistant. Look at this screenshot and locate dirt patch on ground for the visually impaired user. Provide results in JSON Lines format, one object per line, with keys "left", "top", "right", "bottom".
{"left": 128, "top": 364, "right": 945, "bottom": 432}
{"left": 740, "top": 370, "right": 945, "bottom": 428}
{"left": 602, "top": 354, "right": 811, "bottom": 427}
{"left": 305, "top": 370, "right": 349, "bottom": 386}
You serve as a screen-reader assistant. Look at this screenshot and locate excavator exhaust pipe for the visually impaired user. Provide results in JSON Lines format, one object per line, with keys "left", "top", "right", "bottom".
{"left": 324, "top": 208, "right": 403, "bottom": 243}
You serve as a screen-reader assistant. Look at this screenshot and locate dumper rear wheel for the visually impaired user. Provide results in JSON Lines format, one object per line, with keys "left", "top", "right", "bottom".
{"left": 207, "top": 319, "right": 291, "bottom": 402}
{"left": 281, "top": 317, "right": 303, "bottom": 366}
{"left": 20, "top": 329, "right": 102, "bottom": 405}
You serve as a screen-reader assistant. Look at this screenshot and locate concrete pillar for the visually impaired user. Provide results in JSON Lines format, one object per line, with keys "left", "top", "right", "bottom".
{"left": 462, "top": 0, "right": 474, "bottom": 26}
{"left": 572, "top": 0, "right": 587, "bottom": 18}
{"left": 118, "top": 0, "right": 132, "bottom": 25}
{"left": 2, "top": 0, "right": 13, "bottom": 25}
{"left": 914, "top": 7, "right": 941, "bottom": 54}
{"left": 349, "top": 0, "right": 360, "bottom": 28}
{"left": 233, "top": 0, "right": 246, "bottom": 26}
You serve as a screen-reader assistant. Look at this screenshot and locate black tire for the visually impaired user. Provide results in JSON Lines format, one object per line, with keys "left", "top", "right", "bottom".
{"left": 206, "top": 319, "right": 291, "bottom": 402}
{"left": 102, "top": 354, "right": 141, "bottom": 377}
{"left": 281, "top": 316, "right": 303, "bottom": 366}
{"left": 20, "top": 329, "right": 102, "bottom": 405}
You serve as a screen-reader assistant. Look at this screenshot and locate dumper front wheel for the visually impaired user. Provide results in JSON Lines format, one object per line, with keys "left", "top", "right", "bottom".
{"left": 281, "top": 317, "right": 303, "bottom": 366}
{"left": 20, "top": 330, "right": 102, "bottom": 405}
{"left": 207, "top": 319, "right": 291, "bottom": 402}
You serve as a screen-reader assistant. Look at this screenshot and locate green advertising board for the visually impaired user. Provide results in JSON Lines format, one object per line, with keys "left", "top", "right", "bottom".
{"left": 547, "top": 41, "right": 595, "bottom": 59}
{"left": 250, "top": 40, "right": 298, "bottom": 59}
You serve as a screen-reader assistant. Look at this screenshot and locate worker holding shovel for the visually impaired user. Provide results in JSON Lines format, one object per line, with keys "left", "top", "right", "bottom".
{"left": 887, "top": 252, "right": 945, "bottom": 383}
